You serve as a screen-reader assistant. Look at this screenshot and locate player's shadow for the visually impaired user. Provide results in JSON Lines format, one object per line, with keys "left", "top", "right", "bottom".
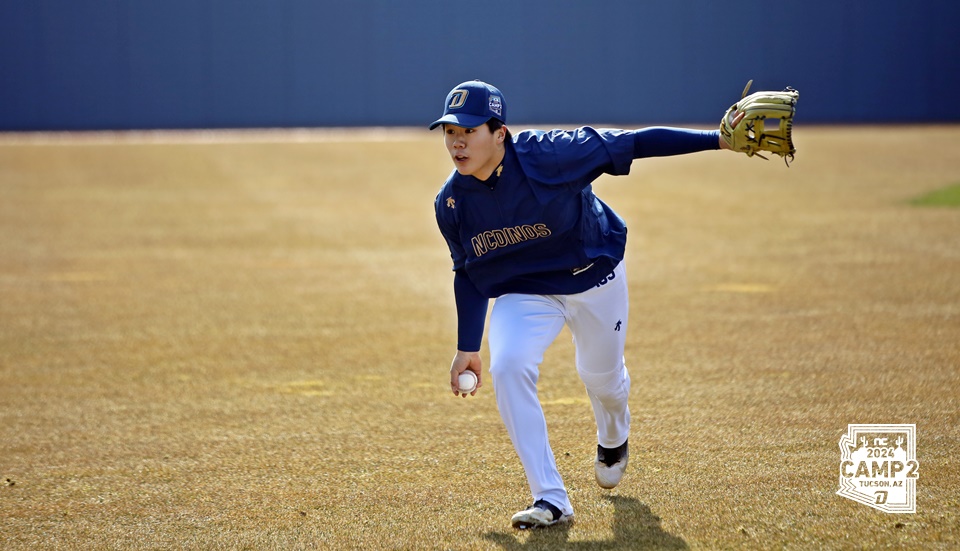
{"left": 483, "top": 495, "right": 688, "bottom": 550}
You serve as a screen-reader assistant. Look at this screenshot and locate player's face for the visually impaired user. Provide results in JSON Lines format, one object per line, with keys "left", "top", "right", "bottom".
{"left": 443, "top": 123, "right": 505, "bottom": 180}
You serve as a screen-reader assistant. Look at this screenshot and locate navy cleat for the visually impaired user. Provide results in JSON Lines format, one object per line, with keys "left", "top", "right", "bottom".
{"left": 510, "top": 499, "right": 574, "bottom": 529}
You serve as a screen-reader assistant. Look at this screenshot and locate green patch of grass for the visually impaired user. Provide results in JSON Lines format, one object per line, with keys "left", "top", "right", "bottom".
{"left": 910, "top": 183, "right": 960, "bottom": 207}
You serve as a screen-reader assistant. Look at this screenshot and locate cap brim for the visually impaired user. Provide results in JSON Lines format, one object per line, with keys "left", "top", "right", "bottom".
{"left": 428, "top": 113, "right": 492, "bottom": 130}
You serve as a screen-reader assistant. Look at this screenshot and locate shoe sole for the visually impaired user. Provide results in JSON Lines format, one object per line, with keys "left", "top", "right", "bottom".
{"left": 595, "top": 458, "right": 628, "bottom": 489}
{"left": 511, "top": 516, "right": 574, "bottom": 530}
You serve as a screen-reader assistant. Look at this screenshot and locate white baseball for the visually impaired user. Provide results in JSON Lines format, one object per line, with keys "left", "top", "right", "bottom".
{"left": 458, "top": 370, "right": 478, "bottom": 394}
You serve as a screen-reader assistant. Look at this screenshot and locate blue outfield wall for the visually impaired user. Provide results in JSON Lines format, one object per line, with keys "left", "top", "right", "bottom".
{"left": 1, "top": 1, "right": 960, "bottom": 131}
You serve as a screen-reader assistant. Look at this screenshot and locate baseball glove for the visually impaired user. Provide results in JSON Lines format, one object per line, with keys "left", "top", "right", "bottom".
{"left": 720, "top": 80, "right": 799, "bottom": 165}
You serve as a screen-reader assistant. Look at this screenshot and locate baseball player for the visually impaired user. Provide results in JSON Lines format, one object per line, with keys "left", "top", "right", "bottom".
{"left": 431, "top": 80, "right": 795, "bottom": 529}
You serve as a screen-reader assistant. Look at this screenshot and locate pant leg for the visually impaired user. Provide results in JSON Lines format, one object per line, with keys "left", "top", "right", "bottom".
{"left": 487, "top": 293, "right": 573, "bottom": 515}
{"left": 565, "top": 263, "right": 631, "bottom": 449}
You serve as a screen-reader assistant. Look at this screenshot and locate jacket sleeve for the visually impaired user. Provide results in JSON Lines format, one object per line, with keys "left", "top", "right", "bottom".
{"left": 513, "top": 126, "right": 721, "bottom": 186}
{"left": 632, "top": 127, "right": 721, "bottom": 158}
{"left": 454, "top": 269, "right": 488, "bottom": 352}
{"left": 436, "top": 186, "right": 488, "bottom": 351}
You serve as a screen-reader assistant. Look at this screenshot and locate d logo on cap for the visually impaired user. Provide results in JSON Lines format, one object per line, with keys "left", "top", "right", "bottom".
{"left": 448, "top": 90, "right": 469, "bottom": 109}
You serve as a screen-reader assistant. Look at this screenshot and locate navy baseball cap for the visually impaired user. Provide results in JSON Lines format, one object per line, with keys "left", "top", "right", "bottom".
{"left": 429, "top": 80, "right": 506, "bottom": 130}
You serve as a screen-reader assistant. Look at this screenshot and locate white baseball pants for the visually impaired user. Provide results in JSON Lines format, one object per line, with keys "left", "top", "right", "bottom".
{"left": 488, "top": 262, "right": 631, "bottom": 516}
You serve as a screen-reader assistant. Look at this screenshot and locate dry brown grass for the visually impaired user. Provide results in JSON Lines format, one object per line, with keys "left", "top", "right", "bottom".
{"left": 1, "top": 126, "right": 958, "bottom": 550}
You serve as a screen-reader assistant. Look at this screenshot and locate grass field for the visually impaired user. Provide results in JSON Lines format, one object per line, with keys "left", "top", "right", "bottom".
{"left": 1, "top": 126, "right": 958, "bottom": 550}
